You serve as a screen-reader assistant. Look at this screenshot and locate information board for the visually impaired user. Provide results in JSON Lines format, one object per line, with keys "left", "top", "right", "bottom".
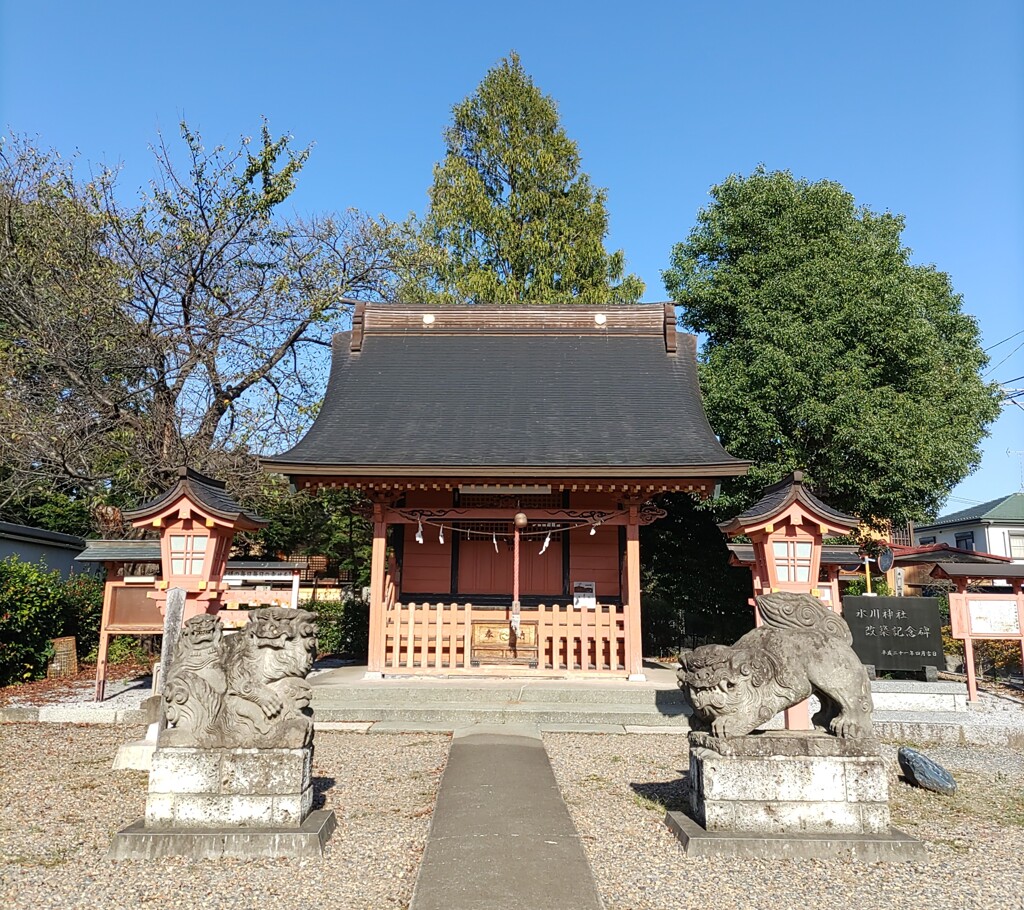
{"left": 967, "top": 599, "right": 1020, "bottom": 635}
{"left": 843, "top": 596, "right": 943, "bottom": 672}
{"left": 573, "top": 581, "right": 596, "bottom": 610}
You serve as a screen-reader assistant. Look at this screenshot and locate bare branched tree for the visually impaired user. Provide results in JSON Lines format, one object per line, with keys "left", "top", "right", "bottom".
{"left": 0, "top": 123, "right": 396, "bottom": 521}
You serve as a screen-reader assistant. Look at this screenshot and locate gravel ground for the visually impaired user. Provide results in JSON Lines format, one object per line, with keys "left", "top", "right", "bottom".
{"left": 3, "top": 718, "right": 1022, "bottom": 910}
{"left": 545, "top": 733, "right": 1024, "bottom": 910}
{"left": 0, "top": 724, "right": 449, "bottom": 910}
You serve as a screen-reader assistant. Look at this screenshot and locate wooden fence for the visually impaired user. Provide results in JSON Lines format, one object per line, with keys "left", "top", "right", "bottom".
{"left": 383, "top": 601, "right": 626, "bottom": 675}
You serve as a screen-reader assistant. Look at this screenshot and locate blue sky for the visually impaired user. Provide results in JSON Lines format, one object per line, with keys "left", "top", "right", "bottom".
{"left": 2, "top": 1, "right": 1022, "bottom": 516}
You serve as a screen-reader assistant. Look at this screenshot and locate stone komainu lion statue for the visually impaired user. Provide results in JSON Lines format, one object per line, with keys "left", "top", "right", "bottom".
{"left": 677, "top": 592, "right": 873, "bottom": 739}
{"left": 160, "top": 607, "right": 318, "bottom": 749}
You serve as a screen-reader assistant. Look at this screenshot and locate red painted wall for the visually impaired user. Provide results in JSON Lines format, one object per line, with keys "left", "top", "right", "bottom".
{"left": 401, "top": 527, "right": 452, "bottom": 593}
{"left": 398, "top": 489, "right": 621, "bottom": 600}
{"left": 568, "top": 527, "right": 621, "bottom": 599}
{"left": 399, "top": 490, "right": 452, "bottom": 595}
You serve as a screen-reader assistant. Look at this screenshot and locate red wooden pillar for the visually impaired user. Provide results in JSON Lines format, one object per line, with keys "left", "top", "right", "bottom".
{"left": 625, "top": 506, "right": 645, "bottom": 680}
{"left": 366, "top": 502, "right": 388, "bottom": 676}
{"left": 93, "top": 561, "right": 117, "bottom": 701}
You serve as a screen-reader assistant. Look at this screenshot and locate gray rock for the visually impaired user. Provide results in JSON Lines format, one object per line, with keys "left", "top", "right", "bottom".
{"left": 898, "top": 746, "right": 957, "bottom": 795}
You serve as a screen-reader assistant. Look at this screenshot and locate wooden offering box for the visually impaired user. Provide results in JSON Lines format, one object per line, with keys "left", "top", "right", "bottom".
{"left": 471, "top": 620, "right": 539, "bottom": 667}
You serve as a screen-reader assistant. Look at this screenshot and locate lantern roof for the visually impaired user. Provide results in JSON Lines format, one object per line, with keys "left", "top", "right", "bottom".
{"left": 719, "top": 471, "right": 859, "bottom": 537}
{"left": 122, "top": 468, "right": 267, "bottom": 530}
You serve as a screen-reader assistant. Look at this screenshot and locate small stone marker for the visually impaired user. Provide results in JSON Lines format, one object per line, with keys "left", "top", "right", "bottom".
{"left": 898, "top": 746, "right": 957, "bottom": 795}
{"left": 111, "top": 587, "right": 186, "bottom": 772}
{"left": 155, "top": 587, "right": 186, "bottom": 696}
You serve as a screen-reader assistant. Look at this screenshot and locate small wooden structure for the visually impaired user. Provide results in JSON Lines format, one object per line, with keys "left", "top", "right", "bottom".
{"left": 121, "top": 468, "right": 268, "bottom": 619}
{"left": 78, "top": 470, "right": 300, "bottom": 700}
{"left": 262, "top": 303, "right": 749, "bottom": 680}
{"left": 720, "top": 472, "right": 860, "bottom": 612}
{"left": 720, "top": 471, "right": 859, "bottom": 728}
{"left": 936, "top": 562, "right": 1024, "bottom": 701}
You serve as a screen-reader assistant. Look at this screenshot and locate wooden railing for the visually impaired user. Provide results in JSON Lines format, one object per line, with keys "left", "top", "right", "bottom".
{"left": 382, "top": 601, "right": 626, "bottom": 675}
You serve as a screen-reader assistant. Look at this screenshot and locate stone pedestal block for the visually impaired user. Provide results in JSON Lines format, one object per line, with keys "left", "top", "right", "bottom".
{"left": 687, "top": 732, "right": 889, "bottom": 835}
{"left": 144, "top": 746, "right": 313, "bottom": 828}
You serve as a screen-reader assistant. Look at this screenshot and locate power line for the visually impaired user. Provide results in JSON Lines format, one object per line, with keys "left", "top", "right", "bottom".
{"left": 985, "top": 328, "right": 1024, "bottom": 352}
{"left": 984, "top": 339, "right": 1024, "bottom": 378}
{"left": 945, "top": 495, "right": 983, "bottom": 506}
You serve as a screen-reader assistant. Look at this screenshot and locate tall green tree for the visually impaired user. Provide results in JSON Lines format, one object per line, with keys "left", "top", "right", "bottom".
{"left": 396, "top": 52, "right": 643, "bottom": 305}
{"left": 664, "top": 168, "right": 1002, "bottom": 525}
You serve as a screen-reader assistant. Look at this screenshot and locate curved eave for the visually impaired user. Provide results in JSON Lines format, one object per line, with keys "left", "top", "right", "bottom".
{"left": 260, "top": 460, "right": 750, "bottom": 481}
{"left": 720, "top": 489, "right": 858, "bottom": 536}
{"left": 123, "top": 481, "right": 267, "bottom": 530}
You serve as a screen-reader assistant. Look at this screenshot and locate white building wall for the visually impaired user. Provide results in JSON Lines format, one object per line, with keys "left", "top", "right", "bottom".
{"left": 913, "top": 522, "right": 1024, "bottom": 562}
{"left": 988, "top": 523, "right": 1024, "bottom": 562}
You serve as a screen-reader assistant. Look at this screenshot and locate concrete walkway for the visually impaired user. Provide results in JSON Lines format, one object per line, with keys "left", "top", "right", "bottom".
{"left": 410, "top": 724, "right": 603, "bottom": 910}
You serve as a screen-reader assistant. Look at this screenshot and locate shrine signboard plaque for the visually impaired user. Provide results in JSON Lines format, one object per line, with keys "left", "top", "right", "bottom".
{"left": 471, "top": 620, "right": 539, "bottom": 667}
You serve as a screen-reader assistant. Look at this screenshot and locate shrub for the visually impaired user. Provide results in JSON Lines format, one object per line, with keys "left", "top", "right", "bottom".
{"left": 844, "top": 576, "right": 892, "bottom": 597}
{"left": 105, "top": 635, "right": 150, "bottom": 665}
{"left": 0, "top": 556, "right": 66, "bottom": 685}
{"left": 60, "top": 572, "right": 104, "bottom": 660}
{"left": 306, "top": 597, "right": 369, "bottom": 660}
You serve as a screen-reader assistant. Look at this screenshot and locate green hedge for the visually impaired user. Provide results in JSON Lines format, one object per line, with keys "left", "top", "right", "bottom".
{"left": 0, "top": 556, "right": 105, "bottom": 686}
{"left": 305, "top": 597, "right": 369, "bottom": 660}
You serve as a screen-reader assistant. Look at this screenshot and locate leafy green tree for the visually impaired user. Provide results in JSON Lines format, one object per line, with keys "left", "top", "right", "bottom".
{"left": 396, "top": 52, "right": 643, "bottom": 305}
{"left": 0, "top": 139, "right": 141, "bottom": 520}
{"left": 664, "top": 168, "right": 1002, "bottom": 525}
{"left": 236, "top": 481, "right": 372, "bottom": 590}
{"left": 641, "top": 494, "right": 754, "bottom": 652}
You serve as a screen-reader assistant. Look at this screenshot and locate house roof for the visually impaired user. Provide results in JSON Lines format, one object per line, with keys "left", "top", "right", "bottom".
{"left": 122, "top": 468, "right": 266, "bottom": 529}
{"left": 262, "top": 303, "right": 749, "bottom": 481}
{"left": 719, "top": 471, "right": 859, "bottom": 536}
{"left": 0, "top": 521, "right": 85, "bottom": 551}
{"left": 916, "top": 492, "right": 1024, "bottom": 531}
{"left": 890, "top": 543, "right": 1011, "bottom": 565}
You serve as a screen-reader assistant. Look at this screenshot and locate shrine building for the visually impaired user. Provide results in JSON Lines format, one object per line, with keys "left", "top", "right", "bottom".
{"left": 262, "top": 303, "right": 749, "bottom": 680}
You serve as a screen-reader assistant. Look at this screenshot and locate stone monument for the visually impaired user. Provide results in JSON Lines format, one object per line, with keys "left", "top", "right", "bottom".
{"left": 668, "top": 591, "right": 924, "bottom": 861}
{"left": 108, "top": 607, "right": 335, "bottom": 859}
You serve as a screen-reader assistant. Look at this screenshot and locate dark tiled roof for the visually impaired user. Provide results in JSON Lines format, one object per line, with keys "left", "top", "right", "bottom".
{"left": 264, "top": 311, "right": 748, "bottom": 478}
{"left": 891, "top": 543, "right": 1010, "bottom": 564}
{"left": 76, "top": 540, "right": 162, "bottom": 562}
{"left": 122, "top": 468, "right": 266, "bottom": 528}
{"left": 916, "top": 492, "right": 1024, "bottom": 530}
{"left": 720, "top": 471, "right": 858, "bottom": 534}
{"left": 729, "top": 543, "right": 862, "bottom": 566}
{"left": 77, "top": 541, "right": 303, "bottom": 571}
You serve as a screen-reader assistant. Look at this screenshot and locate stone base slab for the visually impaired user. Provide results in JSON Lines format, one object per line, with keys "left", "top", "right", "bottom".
{"left": 146, "top": 745, "right": 313, "bottom": 828}
{"left": 689, "top": 732, "right": 890, "bottom": 834}
{"left": 112, "top": 739, "right": 156, "bottom": 771}
{"left": 108, "top": 809, "right": 336, "bottom": 860}
{"left": 665, "top": 811, "right": 926, "bottom": 862}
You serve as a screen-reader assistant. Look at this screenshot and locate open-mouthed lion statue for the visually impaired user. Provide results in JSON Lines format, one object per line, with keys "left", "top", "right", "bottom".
{"left": 677, "top": 592, "right": 873, "bottom": 739}
{"left": 160, "top": 607, "right": 318, "bottom": 749}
